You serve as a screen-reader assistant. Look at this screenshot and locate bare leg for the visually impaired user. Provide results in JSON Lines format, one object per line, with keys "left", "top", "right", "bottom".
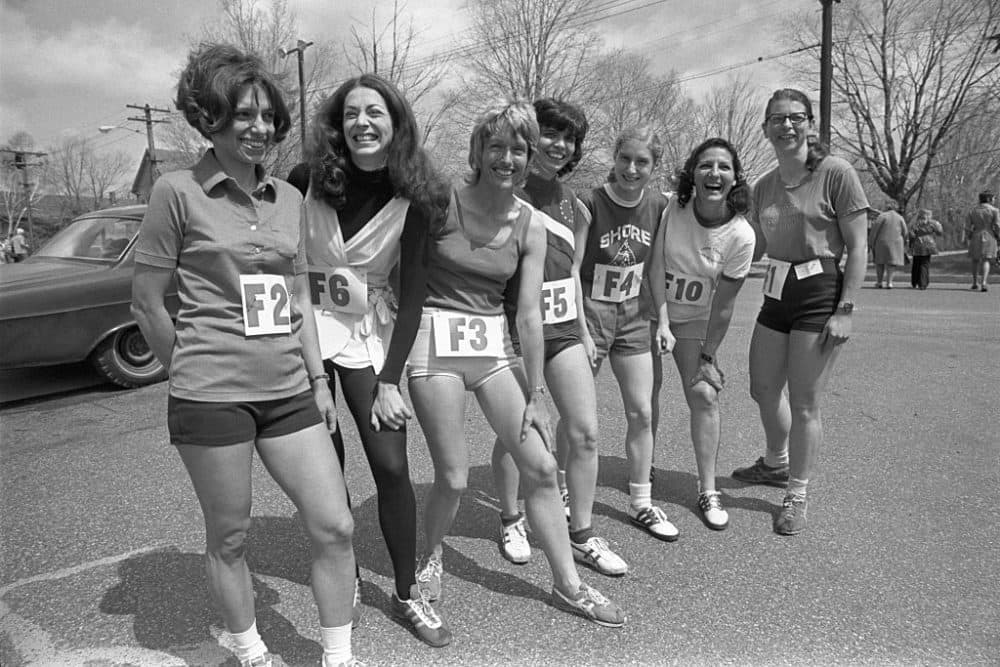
{"left": 671, "top": 338, "right": 721, "bottom": 492}
{"left": 608, "top": 351, "right": 654, "bottom": 485}
{"left": 749, "top": 323, "right": 791, "bottom": 464}
{"left": 785, "top": 331, "right": 842, "bottom": 484}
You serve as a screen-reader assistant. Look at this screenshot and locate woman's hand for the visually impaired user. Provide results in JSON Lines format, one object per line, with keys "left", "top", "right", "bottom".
{"left": 821, "top": 312, "right": 852, "bottom": 348}
{"left": 311, "top": 381, "right": 338, "bottom": 432}
{"left": 690, "top": 360, "right": 725, "bottom": 392}
{"left": 521, "top": 393, "right": 554, "bottom": 450}
{"left": 370, "top": 382, "right": 412, "bottom": 432}
{"left": 581, "top": 331, "right": 598, "bottom": 367}
{"left": 654, "top": 320, "right": 676, "bottom": 355}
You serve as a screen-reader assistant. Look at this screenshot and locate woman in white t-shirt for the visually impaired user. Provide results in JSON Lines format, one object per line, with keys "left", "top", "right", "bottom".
{"left": 649, "top": 137, "right": 755, "bottom": 531}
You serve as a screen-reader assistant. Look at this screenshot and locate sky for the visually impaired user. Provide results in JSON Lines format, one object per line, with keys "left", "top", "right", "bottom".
{"left": 0, "top": 0, "right": 818, "bottom": 176}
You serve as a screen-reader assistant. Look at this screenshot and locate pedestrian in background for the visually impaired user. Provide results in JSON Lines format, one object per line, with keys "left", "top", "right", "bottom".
{"left": 9, "top": 227, "right": 29, "bottom": 262}
{"left": 869, "top": 203, "right": 907, "bottom": 289}
{"left": 965, "top": 190, "right": 1000, "bottom": 292}
{"left": 908, "top": 209, "right": 943, "bottom": 290}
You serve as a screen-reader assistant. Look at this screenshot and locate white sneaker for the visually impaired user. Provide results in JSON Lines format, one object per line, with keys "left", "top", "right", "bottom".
{"left": 698, "top": 491, "right": 730, "bottom": 530}
{"left": 499, "top": 515, "right": 531, "bottom": 564}
{"left": 628, "top": 505, "right": 679, "bottom": 542}
{"left": 571, "top": 536, "right": 628, "bottom": 576}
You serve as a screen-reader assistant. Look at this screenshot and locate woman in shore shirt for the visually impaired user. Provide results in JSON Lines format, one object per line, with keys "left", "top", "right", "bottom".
{"left": 491, "top": 99, "right": 629, "bottom": 577}
{"left": 649, "top": 137, "right": 755, "bottom": 531}
{"left": 301, "top": 73, "right": 452, "bottom": 648}
{"left": 131, "top": 44, "right": 360, "bottom": 667}
{"left": 408, "top": 100, "right": 625, "bottom": 629}
{"left": 575, "top": 126, "right": 677, "bottom": 543}
{"left": 731, "top": 88, "right": 869, "bottom": 536}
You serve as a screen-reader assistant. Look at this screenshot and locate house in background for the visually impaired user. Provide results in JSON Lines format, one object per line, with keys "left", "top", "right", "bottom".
{"left": 130, "top": 148, "right": 191, "bottom": 202}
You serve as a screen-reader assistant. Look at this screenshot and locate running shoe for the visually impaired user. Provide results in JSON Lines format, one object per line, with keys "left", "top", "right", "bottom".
{"left": 561, "top": 488, "right": 571, "bottom": 521}
{"left": 323, "top": 658, "right": 365, "bottom": 667}
{"left": 552, "top": 582, "right": 626, "bottom": 627}
{"left": 627, "top": 505, "right": 679, "bottom": 542}
{"left": 981, "top": 285, "right": 989, "bottom": 292}
{"left": 240, "top": 654, "right": 273, "bottom": 667}
{"left": 499, "top": 514, "right": 531, "bottom": 564}
{"left": 415, "top": 552, "right": 443, "bottom": 602}
{"left": 774, "top": 492, "right": 808, "bottom": 535}
{"left": 697, "top": 491, "right": 730, "bottom": 531}
{"left": 352, "top": 576, "right": 362, "bottom": 628}
{"left": 571, "top": 536, "right": 628, "bottom": 576}
{"left": 731, "top": 456, "right": 789, "bottom": 488}
{"left": 392, "top": 584, "right": 452, "bottom": 647}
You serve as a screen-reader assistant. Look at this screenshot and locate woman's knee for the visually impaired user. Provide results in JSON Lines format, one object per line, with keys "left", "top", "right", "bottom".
{"left": 205, "top": 516, "right": 252, "bottom": 563}
{"left": 624, "top": 403, "right": 653, "bottom": 429}
{"left": 518, "top": 449, "right": 559, "bottom": 488}
{"left": 434, "top": 467, "right": 469, "bottom": 497}
{"left": 306, "top": 506, "right": 355, "bottom": 551}
{"left": 749, "top": 375, "right": 781, "bottom": 405}
{"left": 564, "top": 417, "right": 599, "bottom": 455}
{"left": 687, "top": 381, "right": 719, "bottom": 413}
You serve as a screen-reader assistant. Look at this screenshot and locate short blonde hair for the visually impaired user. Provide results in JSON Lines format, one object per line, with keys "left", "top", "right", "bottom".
{"left": 466, "top": 99, "right": 539, "bottom": 184}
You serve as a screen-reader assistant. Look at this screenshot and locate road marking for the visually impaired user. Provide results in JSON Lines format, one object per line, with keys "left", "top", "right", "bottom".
{"left": 0, "top": 543, "right": 171, "bottom": 596}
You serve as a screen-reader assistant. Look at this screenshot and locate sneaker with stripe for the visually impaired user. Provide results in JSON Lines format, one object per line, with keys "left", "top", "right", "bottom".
{"left": 571, "top": 536, "right": 628, "bottom": 576}
{"left": 415, "top": 552, "right": 443, "bottom": 602}
{"left": 392, "top": 584, "right": 452, "bottom": 647}
{"left": 628, "top": 505, "right": 679, "bottom": 542}
{"left": 552, "top": 582, "right": 626, "bottom": 627}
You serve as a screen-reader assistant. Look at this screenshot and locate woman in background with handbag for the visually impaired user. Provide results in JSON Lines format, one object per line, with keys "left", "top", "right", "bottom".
{"left": 908, "top": 209, "right": 943, "bottom": 290}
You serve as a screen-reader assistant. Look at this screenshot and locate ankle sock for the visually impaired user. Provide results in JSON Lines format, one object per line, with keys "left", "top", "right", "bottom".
{"left": 320, "top": 623, "right": 352, "bottom": 667}
{"left": 569, "top": 526, "right": 593, "bottom": 544}
{"left": 229, "top": 620, "right": 267, "bottom": 662}
{"left": 787, "top": 477, "right": 809, "bottom": 496}
{"left": 500, "top": 512, "right": 523, "bottom": 527}
{"left": 629, "top": 482, "right": 652, "bottom": 512}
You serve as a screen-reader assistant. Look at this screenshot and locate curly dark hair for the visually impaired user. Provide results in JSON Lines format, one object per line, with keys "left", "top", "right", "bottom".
{"left": 175, "top": 43, "right": 291, "bottom": 142}
{"left": 533, "top": 98, "right": 588, "bottom": 177}
{"left": 675, "top": 137, "right": 749, "bottom": 215}
{"left": 308, "top": 73, "right": 449, "bottom": 226}
{"left": 764, "top": 88, "right": 828, "bottom": 172}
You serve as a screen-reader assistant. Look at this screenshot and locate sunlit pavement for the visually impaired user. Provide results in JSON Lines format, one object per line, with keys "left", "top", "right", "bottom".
{"left": 2, "top": 279, "right": 997, "bottom": 666}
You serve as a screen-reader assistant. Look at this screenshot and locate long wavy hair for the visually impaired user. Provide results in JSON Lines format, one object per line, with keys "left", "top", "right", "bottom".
{"left": 533, "top": 98, "right": 588, "bottom": 177}
{"left": 764, "top": 88, "right": 828, "bottom": 172}
{"left": 675, "top": 137, "right": 749, "bottom": 214}
{"left": 308, "top": 73, "right": 449, "bottom": 225}
{"left": 175, "top": 43, "right": 291, "bottom": 143}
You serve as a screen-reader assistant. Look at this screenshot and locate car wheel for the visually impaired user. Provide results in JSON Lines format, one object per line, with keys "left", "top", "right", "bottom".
{"left": 90, "top": 326, "right": 166, "bottom": 388}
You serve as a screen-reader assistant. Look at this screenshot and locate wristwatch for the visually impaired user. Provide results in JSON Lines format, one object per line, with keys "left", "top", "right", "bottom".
{"left": 837, "top": 300, "right": 855, "bottom": 315}
{"left": 699, "top": 351, "right": 715, "bottom": 364}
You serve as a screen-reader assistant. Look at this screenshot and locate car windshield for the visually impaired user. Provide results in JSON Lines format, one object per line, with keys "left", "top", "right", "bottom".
{"left": 34, "top": 216, "right": 141, "bottom": 262}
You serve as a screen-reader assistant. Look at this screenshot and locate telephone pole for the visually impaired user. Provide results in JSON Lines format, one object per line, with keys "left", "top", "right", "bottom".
{"left": 819, "top": 0, "right": 841, "bottom": 146}
{"left": 126, "top": 103, "right": 171, "bottom": 180}
{"left": 1, "top": 147, "right": 47, "bottom": 243}
{"left": 280, "top": 39, "right": 314, "bottom": 159}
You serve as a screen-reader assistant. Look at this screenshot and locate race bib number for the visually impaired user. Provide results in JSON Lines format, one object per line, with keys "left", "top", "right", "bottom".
{"left": 762, "top": 259, "right": 791, "bottom": 300}
{"left": 432, "top": 312, "right": 503, "bottom": 357}
{"left": 664, "top": 271, "right": 711, "bottom": 307}
{"left": 240, "top": 274, "right": 291, "bottom": 336}
{"left": 541, "top": 277, "right": 577, "bottom": 324}
{"left": 308, "top": 267, "right": 368, "bottom": 315}
{"left": 590, "top": 262, "right": 643, "bottom": 303}
{"left": 794, "top": 258, "right": 823, "bottom": 280}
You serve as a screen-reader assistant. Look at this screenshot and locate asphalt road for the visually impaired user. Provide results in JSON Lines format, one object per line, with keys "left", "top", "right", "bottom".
{"left": 1, "top": 279, "right": 997, "bottom": 666}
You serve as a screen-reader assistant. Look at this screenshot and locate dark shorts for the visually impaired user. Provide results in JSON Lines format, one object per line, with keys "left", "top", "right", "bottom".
{"left": 756, "top": 258, "right": 843, "bottom": 334}
{"left": 583, "top": 295, "right": 651, "bottom": 361}
{"left": 511, "top": 321, "right": 582, "bottom": 362}
{"left": 167, "top": 390, "right": 322, "bottom": 446}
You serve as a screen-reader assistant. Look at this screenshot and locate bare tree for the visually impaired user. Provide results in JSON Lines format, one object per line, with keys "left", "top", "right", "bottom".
{"left": 693, "top": 75, "right": 775, "bottom": 182}
{"left": 49, "top": 136, "right": 89, "bottom": 213}
{"left": 87, "top": 150, "right": 132, "bottom": 208}
{"left": 2, "top": 133, "right": 47, "bottom": 237}
{"left": 797, "top": 0, "right": 1000, "bottom": 213}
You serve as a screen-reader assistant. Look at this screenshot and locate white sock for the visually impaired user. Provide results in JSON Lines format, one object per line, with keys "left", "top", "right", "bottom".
{"left": 787, "top": 477, "right": 809, "bottom": 496}
{"left": 629, "top": 482, "right": 651, "bottom": 511}
{"left": 229, "top": 620, "right": 268, "bottom": 662}
{"left": 764, "top": 450, "right": 789, "bottom": 468}
{"left": 557, "top": 469, "right": 567, "bottom": 491}
{"left": 320, "top": 623, "right": 352, "bottom": 667}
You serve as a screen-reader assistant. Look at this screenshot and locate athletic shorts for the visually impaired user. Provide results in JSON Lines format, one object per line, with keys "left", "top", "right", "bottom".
{"left": 669, "top": 319, "right": 709, "bottom": 341}
{"left": 407, "top": 308, "right": 520, "bottom": 390}
{"left": 511, "top": 324, "right": 582, "bottom": 362}
{"left": 167, "top": 390, "right": 322, "bottom": 446}
{"left": 583, "top": 295, "right": 651, "bottom": 362}
{"left": 756, "top": 257, "right": 843, "bottom": 334}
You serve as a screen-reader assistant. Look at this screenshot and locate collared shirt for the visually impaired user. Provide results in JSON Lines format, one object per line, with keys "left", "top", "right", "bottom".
{"left": 135, "top": 149, "right": 309, "bottom": 401}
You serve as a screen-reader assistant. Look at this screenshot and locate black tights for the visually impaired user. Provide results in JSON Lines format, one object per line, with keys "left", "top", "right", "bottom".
{"left": 323, "top": 360, "right": 417, "bottom": 599}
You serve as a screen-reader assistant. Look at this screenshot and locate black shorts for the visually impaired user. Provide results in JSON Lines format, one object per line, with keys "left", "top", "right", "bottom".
{"left": 756, "top": 258, "right": 843, "bottom": 334}
{"left": 167, "top": 390, "right": 322, "bottom": 446}
{"left": 510, "top": 322, "right": 581, "bottom": 362}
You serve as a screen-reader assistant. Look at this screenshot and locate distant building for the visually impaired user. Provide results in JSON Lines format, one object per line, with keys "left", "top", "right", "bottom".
{"left": 130, "top": 149, "right": 191, "bottom": 202}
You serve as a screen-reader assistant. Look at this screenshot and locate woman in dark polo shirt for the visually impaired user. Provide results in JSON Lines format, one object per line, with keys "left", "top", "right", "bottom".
{"left": 131, "top": 44, "right": 360, "bottom": 667}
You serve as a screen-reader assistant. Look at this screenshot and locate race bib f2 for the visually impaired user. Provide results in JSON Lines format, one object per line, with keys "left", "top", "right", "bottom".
{"left": 308, "top": 267, "right": 368, "bottom": 315}
{"left": 590, "top": 262, "right": 643, "bottom": 303}
{"left": 541, "top": 277, "right": 577, "bottom": 324}
{"left": 432, "top": 312, "right": 503, "bottom": 357}
{"left": 240, "top": 274, "right": 291, "bottom": 336}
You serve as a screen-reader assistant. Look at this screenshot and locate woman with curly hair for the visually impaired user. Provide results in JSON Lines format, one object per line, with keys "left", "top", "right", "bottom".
{"left": 131, "top": 43, "right": 360, "bottom": 667}
{"left": 301, "top": 73, "right": 452, "bottom": 648}
{"left": 649, "top": 137, "right": 756, "bottom": 531}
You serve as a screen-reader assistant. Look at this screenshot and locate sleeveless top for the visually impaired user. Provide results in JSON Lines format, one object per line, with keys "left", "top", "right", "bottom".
{"left": 424, "top": 191, "right": 532, "bottom": 316}
{"left": 302, "top": 190, "right": 410, "bottom": 372}
{"left": 577, "top": 185, "right": 667, "bottom": 287}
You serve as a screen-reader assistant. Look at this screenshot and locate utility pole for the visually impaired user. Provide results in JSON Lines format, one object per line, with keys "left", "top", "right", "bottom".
{"left": 1, "top": 147, "right": 46, "bottom": 243}
{"left": 819, "top": 0, "right": 840, "bottom": 146}
{"left": 126, "top": 103, "right": 171, "bottom": 181}
{"left": 280, "top": 39, "right": 314, "bottom": 160}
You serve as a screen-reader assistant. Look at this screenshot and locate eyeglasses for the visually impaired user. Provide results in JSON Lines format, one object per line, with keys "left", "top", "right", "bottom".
{"left": 766, "top": 113, "right": 810, "bottom": 126}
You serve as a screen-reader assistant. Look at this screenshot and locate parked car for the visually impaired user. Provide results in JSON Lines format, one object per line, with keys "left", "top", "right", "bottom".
{"left": 0, "top": 205, "right": 178, "bottom": 388}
